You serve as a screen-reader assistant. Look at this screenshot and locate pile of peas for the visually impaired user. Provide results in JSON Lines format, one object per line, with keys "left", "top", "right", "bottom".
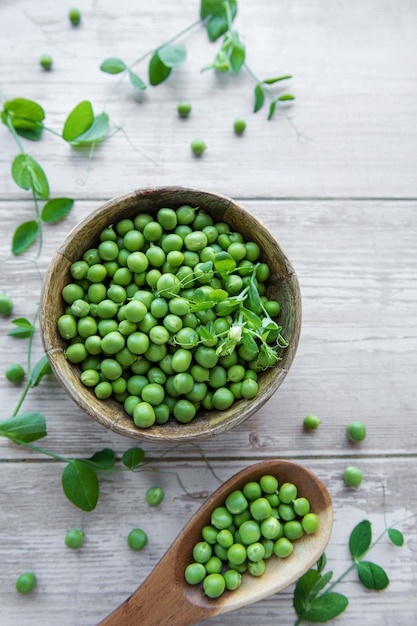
{"left": 57, "top": 205, "right": 283, "bottom": 429}
{"left": 185, "top": 474, "right": 319, "bottom": 598}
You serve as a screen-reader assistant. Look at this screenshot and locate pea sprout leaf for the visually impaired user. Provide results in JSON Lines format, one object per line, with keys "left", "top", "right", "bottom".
{"left": 268, "top": 100, "right": 277, "bottom": 120}
{"left": 62, "top": 100, "right": 94, "bottom": 142}
{"left": 241, "top": 306, "right": 262, "bottom": 327}
{"left": 278, "top": 94, "right": 296, "bottom": 102}
{"left": 148, "top": 52, "right": 172, "bottom": 86}
{"left": 121, "top": 447, "right": 145, "bottom": 469}
{"left": 229, "top": 32, "right": 245, "bottom": 74}
{"left": 349, "top": 520, "right": 372, "bottom": 560}
{"left": 69, "top": 112, "right": 109, "bottom": 146}
{"left": 100, "top": 57, "right": 127, "bottom": 74}
{"left": 11, "top": 154, "right": 49, "bottom": 199}
{"left": 7, "top": 317, "right": 35, "bottom": 338}
{"left": 214, "top": 251, "right": 236, "bottom": 274}
{"left": 293, "top": 569, "right": 321, "bottom": 614}
{"left": 128, "top": 69, "right": 146, "bottom": 91}
{"left": 316, "top": 553, "right": 327, "bottom": 573}
{"left": 158, "top": 44, "right": 187, "bottom": 68}
{"left": 12, "top": 220, "right": 39, "bottom": 256}
{"left": 254, "top": 84, "right": 265, "bottom": 113}
{"left": 30, "top": 355, "right": 52, "bottom": 387}
{"left": 247, "top": 280, "right": 262, "bottom": 314}
{"left": 263, "top": 75, "right": 292, "bottom": 84}
{"left": 1, "top": 98, "right": 45, "bottom": 139}
{"left": 62, "top": 459, "right": 99, "bottom": 512}
{"left": 388, "top": 528, "right": 404, "bottom": 547}
{"left": 296, "top": 592, "right": 349, "bottom": 622}
{"left": 201, "top": 0, "right": 238, "bottom": 41}
{"left": 88, "top": 448, "right": 116, "bottom": 470}
{"left": 356, "top": 561, "right": 389, "bottom": 590}
{"left": 0, "top": 412, "right": 47, "bottom": 443}
{"left": 41, "top": 198, "right": 74, "bottom": 223}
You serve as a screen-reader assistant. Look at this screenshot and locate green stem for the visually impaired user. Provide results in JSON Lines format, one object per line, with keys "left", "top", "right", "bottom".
{"left": 12, "top": 307, "right": 39, "bottom": 416}
{"left": 13, "top": 439, "right": 72, "bottom": 463}
{"left": 5, "top": 113, "right": 25, "bottom": 153}
{"left": 325, "top": 561, "right": 357, "bottom": 594}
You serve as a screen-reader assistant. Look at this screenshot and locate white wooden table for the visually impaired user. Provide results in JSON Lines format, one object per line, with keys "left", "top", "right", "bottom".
{"left": 1, "top": 1, "right": 416, "bottom": 624}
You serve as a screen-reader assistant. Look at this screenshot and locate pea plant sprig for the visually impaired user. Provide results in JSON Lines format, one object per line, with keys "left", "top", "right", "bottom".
{"left": 292, "top": 516, "right": 407, "bottom": 624}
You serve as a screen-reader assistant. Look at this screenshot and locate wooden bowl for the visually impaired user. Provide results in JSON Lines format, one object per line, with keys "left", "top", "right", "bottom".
{"left": 40, "top": 187, "right": 301, "bottom": 442}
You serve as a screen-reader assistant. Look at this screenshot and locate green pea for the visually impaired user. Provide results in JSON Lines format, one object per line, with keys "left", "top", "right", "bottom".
{"left": 134, "top": 213, "right": 153, "bottom": 231}
{"left": 101, "top": 331, "right": 125, "bottom": 355}
{"left": 127, "top": 528, "right": 148, "bottom": 550}
{"left": 193, "top": 541, "right": 212, "bottom": 564}
{"left": 225, "top": 490, "right": 248, "bottom": 515}
{"left": 68, "top": 8, "right": 81, "bottom": 25}
{"left": 205, "top": 556, "right": 223, "bottom": 575}
{"left": 246, "top": 542, "right": 265, "bottom": 562}
{"left": 279, "top": 482, "right": 297, "bottom": 503}
{"left": 146, "top": 245, "right": 166, "bottom": 267}
{"left": 141, "top": 383, "right": 165, "bottom": 406}
{"left": 156, "top": 273, "right": 181, "bottom": 298}
{"left": 303, "top": 414, "right": 321, "bottom": 430}
{"left": 260, "top": 475, "right": 279, "bottom": 495}
{"left": 278, "top": 503, "right": 296, "bottom": 521}
{"left": 284, "top": 521, "right": 304, "bottom": 540}
{"left": 65, "top": 529, "right": 85, "bottom": 549}
{"left": 94, "top": 381, "right": 113, "bottom": 399}
{"left": 293, "top": 497, "right": 310, "bottom": 516}
{"left": 70, "top": 261, "right": 89, "bottom": 280}
{"left": 185, "top": 562, "right": 206, "bottom": 585}
{"left": 203, "top": 573, "right": 225, "bottom": 598}
{"left": 171, "top": 348, "right": 193, "bottom": 373}
{"left": 347, "top": 421, "right": 367, "bottom": 442}
{"left": 240, "top": 378, "right": 258, "bottom": 399}
{"left": 65, "top": 343, "right": 87, "bottom": 363}
{"left": 202, "top": 525, "right": 218, "bottom": 544}
{"left": 5, "top": 363, "right": 25, "bottom": 383}
{"left": 190, "top": 138, "right": 207, "bottom": 156}
{"left": 227, "top": 543, "right": 247, "bottom": 565}
{"left": 177, "top": 101, "right": 192, "bottom": 118}
{"left": 273, "top": 537, "right": 294, "bottom": 558}
{"left": 80, "top": 369, "right": 100, "bottom": 387}
{"left": 154, "top": 403, "right": 170, "bottom": 424}
{"left": 97, "top": 319, "right": 118, "bottom": 336}
{"left": 239, "top": 520, "right": 261, "bottom": 545}
{"left": 343, "top": 466, "right": 363, "bottom": 488}
{"left": 62, "top": 283, "right": 84, "bottom": 304}
{"left": 216, "top": 529, "right": 234, "bottom": 549}
{"left": 101, "top": 358, "right": 123, "bottom": 380}
{"left": 173, "top": 399, "right": 197, "bottom": 423}
{"left": 195, "top": 346, "right": 218, "bottom": 369}
{"left": 39, "top": 54, "right": 53, "bottom": 70}
{"left": 127, "top": 332, "right": 150, "bottom": 355}
{"left": 16, "top": 572, "right": 37, "bottom": 594}
{"left": 233, "top": 118, "right": 246, "bottom": 135}
{"left": 242, "top": 481, "right": 262, "bottom": 501}
{"left": 146, "top": 486, "right": 164, "bottom": 506}
{"left": 302, "top": 513, "right": 319, "bottom": 534}
{"left": 143, "top": 220, "right": 163, "bottom": 242}
{"left": 249, "top": 497, "right": 272, "bottom": 521}
{"left": 133, "top": 401, "right": 156, "bottom": 428}
{"left": 84, "top": 334, "right": 102, "bottom": 355}
{"left": 212, "top": 387, "right": 234, "bottom": 410}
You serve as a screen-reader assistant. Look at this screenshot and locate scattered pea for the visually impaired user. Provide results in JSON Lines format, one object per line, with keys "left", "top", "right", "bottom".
{"left": 65, "top": 529, "right": 85, "bottom": 549}
{"left": 127, "top": 528, "right": 148, "bottom": 550}
{"left": 68, "top": 8, "right": 81, "bottom": 25}
{"left": 177, "top": 101, "right": 192, "bottom": 118}
{"left": 5, "top": 363, "right": 25, "bottom": 383}
{"left": 343, "top": 466, "right": 363, "bottom": 488}
{"left": 16, "top": 572, "right": 37, "bottom": 594}
{"left": 347, "top": 421, "right": 366, "bottom": 442}
{"left": 0, "top": 292, "right": 14, "bottom": 316}
{"left": 39, "top": 54, "right": 53, "bottom": 70}
{"left": 233, "top": 118, "right": 246, "bottom": 135}
{"left": 145, "top": 486, "right": 164, "bottom": 506}
{"left": 190, "top": 138, "right": 207, "bottom": 156}
{"left": 303, "top": 414, "right": 321, "bottom": 430}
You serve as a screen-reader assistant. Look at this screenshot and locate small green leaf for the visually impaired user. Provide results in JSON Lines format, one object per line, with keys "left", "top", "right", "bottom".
{"left": 254, "top": 84, "right": 265, "bottom": 113}
{"left": 148, "top": 52, "right": 171, "bottom": 86}
{"left": 278, "top": 94, "right": 296, "bottom": 102}
{"left": 209, "top": 289, "right": 228, "bottom": 303}
{"left": 201, "top": 0, "right": 238, "bottom": 41}
{"left": 356, "top": 561, "right": 389, "bottom": 590}
{"left": 199, "top": 326, "right": 216, "bottom": 343}
{"left": 30, "top": 355, "right": 52, "bottom": 387}
{"left": 122, "top": 447, "right": 145, "bottom": 469}
{"left": 214, "top": 251, "right": 236, "bottom": 274}
{"left": 128, "top": 70, "right": 146, "bottom": 91}
{"left": 41, "top": 198, "right": 74, "bottom": 223}
{"left": 70, "top": 112, "right": 109, "bottom": 146}
{"left": 268, "top": 100, "right": 277, "bottom": 121}
{"left": 0, "top": 412, "right": 47, "bottom": 443}
{"left": 247, "top": 280, "right": 262, "bottom": 314}
{"left": 293, "top": 569, "right": 321, "bottom": 616}
{"left": 263, "top": 75, "right": 292, "bottom": 85}
{"left": 312, "top": 571, "right": 333, "bottom": 595}
{"left": 387, "top": 528, "right": 404, "bottom": 546}
{"left": 100, "top": 57, "right": 127, "bottom": 74}
{"left": 1, "top": 98, "right": 45, "bottom": 139}
{"left": 241, "top": 331, "right": 259, "bottom": 354}
{"left": 62, "top": 459, "right": 99, "bottom": 512}
{"left": 12, "top": 221, "right": 39, "bottom": 255}
{"left": 299, "top": 592, "right": 349, "bottom": 622}
{"left": 316, "top": 553, "right": 327, "bottom": 573}
{"left": 11, "top": 154, "right": 49, "bottom": 199}
{"left": 349, "top": 520, "right": 372, "bottom": 560}
{"left": 62, "top": 100, "right": 94, "bottom": 142}
{"left": 158, "top": 44, "right": 187, "bottom": 68}
{"left": 241, "top": 306, "right": 262, "bottom": 327}
{"left": 230, "top": 32, "right": 245, "bottom": 74}
{"left": 88, "top": 448, "right": 116, "bottom": 469}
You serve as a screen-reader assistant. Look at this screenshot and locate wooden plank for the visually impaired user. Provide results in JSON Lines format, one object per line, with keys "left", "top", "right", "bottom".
{"left": 1, "top": 0, "right": 417, "bottom": 200}
{"left": 0, "top": 458, "right": 415, "bottom": 625}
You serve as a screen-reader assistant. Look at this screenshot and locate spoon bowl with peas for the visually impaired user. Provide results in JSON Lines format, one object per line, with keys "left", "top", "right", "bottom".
{"left": 99, "top": 459, "right": 332, "bottom": 626}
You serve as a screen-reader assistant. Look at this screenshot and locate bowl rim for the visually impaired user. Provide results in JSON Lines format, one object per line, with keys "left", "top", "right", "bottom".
{"left": 40, "top": 186, "right": 302, "bottom": 442}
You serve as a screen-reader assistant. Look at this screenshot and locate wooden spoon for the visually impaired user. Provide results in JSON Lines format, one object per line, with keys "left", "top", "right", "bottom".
{"left": 99, "top": 459, "right": 333, "bottom": 626}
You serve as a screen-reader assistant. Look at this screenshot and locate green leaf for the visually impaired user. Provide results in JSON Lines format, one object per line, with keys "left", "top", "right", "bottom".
{"left": 11, "top": 154, "right": 49, "bottom": 199}
{"left": 254, "top": 84, "right": 265, "bottom": 113}
{"left": 30, "top": 355, "right": 52, "bottom": 387}
{"left": 69, "top": 112, "right": 109, "bottom": 146}
{"left": 349, "top": 520, "right": 372, "bottom": 560}
{"left": 0, "top": 412, "right": 47, "bottom": 443}
{"left": 88, "top": 448, "right": 116, "bottom": 470}
{"left": 62, "top": 459, "right": 99, "bottom": 512}
{"left": 1, "top": 98, "right": 45, "bottom": 139}
{"left": 278, "top": 94, "right": 296, "bottom": 102}
{"left": 128, "top": 70, "right": 146, "bottom": 91}
{"left": 241, "top": 331, "right": 259, "bottom": 354}
{"left": 299, "top": 592, "right": 349, "bottom": 622}
{"left": 62, "top": 100, "right": 94, "bottom": 142}
{"left": 241, "top": 306, "right": 262, "bottom": 328}
{"left": 387, "top": 528, "right": 404, "bottom": 546}
{"left": 100, "top": 57, "right": 127, "bottom": 74}
{"left": 12, "top": 221, "right": 39, "bottom": 256}
{"left": 230, "top": 32, "right": 245, "bottom": 74}
{"left": 268, "top": 100, "right": 277, "bottom": 121}
{"left": 199, "top": 325, "right": 216, "bottom": 344}
{"left": 247, "top": 280, "right": 262, "bottom": 314}
{"left": 158, "top": 44, "right": 187, "bottom": 68}
{"left": 293, "top": 569, "right": 321, "bottom": 616}
{"left": 209, "top": 289, "right": 228, "bottom": 303}
{"left": 214, "top": 251, "right": 236, "bottom": 274}
{"left": 121, "top": 447, "right": 145, "bottom": 469}
{"left": 201, "top": 0, "right": 238, "bottom": 41}
{"left": 148, "top": 52, "right": 171, "bottom": 86}
{"left": 356, "top": 561, "right": 389, "bottom": 590}
{"left": 41, "top": 197, "right": 74, "bottom": 223}
{"left": 263, "top": 75, "right": 292, "bottom": 84}
{"left": 312, "top": 571, "right": 333, "bottom": 595}
{"left": 316, "top": 553, "right": 327, "bottom": 573}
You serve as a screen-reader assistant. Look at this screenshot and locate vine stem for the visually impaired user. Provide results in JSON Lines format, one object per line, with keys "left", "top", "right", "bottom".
{"left": 12, "top": 307, "right": 39, "bottom": 416}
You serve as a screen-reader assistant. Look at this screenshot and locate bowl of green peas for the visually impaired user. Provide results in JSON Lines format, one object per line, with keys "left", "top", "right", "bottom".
{"left": 40, "top": 187, "right": 301, "bottom": 442}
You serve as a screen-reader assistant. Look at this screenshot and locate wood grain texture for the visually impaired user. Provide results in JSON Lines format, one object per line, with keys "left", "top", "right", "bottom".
{"left": 1, "top": 0, "right": 417, "bottom": 624}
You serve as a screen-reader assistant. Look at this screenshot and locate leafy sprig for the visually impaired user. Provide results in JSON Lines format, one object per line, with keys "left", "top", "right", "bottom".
{"left": 293, "top": 518, "right": 406, "bottom": 624}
